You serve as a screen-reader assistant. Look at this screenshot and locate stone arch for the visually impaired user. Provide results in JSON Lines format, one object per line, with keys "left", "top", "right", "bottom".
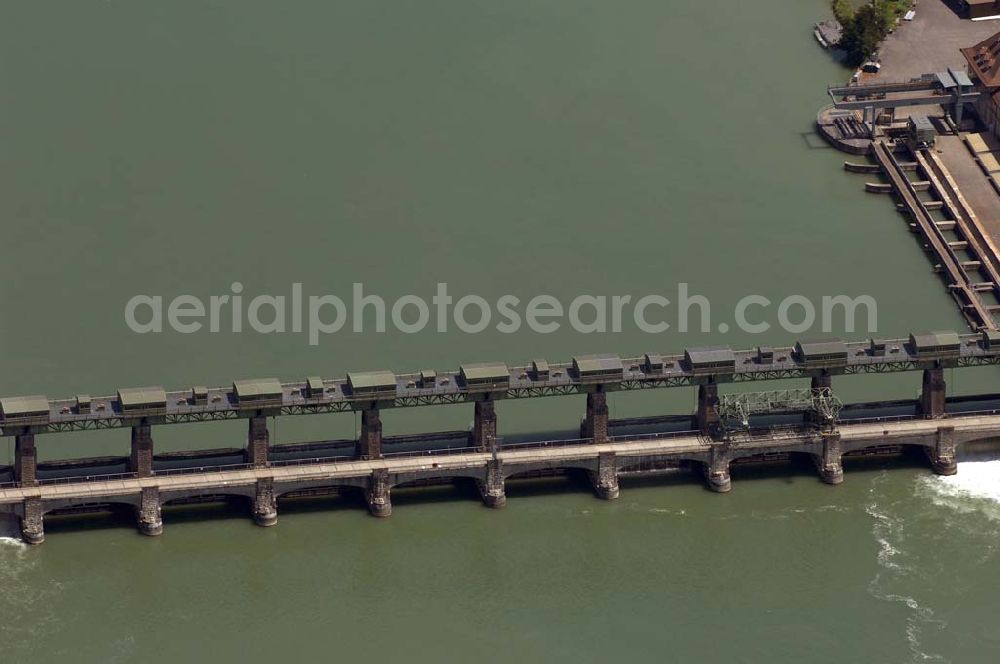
{"left": 390, "top": 468, "right": 486, "bottom": 489}
{"left": 616, "top": 453, "right": 704, "bottom": 475}
{"left": 503, "top": 460, "right": 598, "bottom": 480}
{"left": 42, "top": 496, "right": 141, "bottom": 516}
{"left": 274, "top": 477, "right": 369, "bottom": 500}
{"left": 160, "top": 486, "right": 256, "bottom": 505}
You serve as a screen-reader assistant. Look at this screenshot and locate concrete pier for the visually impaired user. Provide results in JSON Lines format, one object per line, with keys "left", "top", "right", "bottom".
{"left": 252, "top": 478, "right": 278, "bottom": 526}
{"left": 472, "top": 399, "right": 497, "bottom": 451}
{"left": 816, "top": 433, "right": 844, "bottom": 485}
{"left": 21, "top": 497, "right": 44, "bottom": 545}
{"left": 921, "top": 367, "right": 947, "bottom": 419}
{"left": 478, "top": 458, "right": 506, "bottom": 507}
{"left": 590, "top": 452, "right": 619, "bottom": 499}
{"left": 811, "top": 373, "right": 833, "bottom": 391}
{"left": 706, "top": 444, "right": 731, "bottom": 493}
{"left": 14, "top": 433, "right": 37, "bottom": 487}
{"left": 130, "top": 423, "right": 154, "bottom": 477}
{"left": 358, "top": 408, "right": 382, "bottom": 460}
{"left": 697, "top": 383, "right": 720, "bottom": 435}
{"left": 928, "top": 426, "right": 958, "bottom": 476}
{"left": 247, "top": 415, "right": 270, "bottom": 467}
{"left": 366, "top": 468, "right": 391, "bottom": 517}
{"left": 137, "top": 487, "right": 162, "bottom": 536}
{"left": 583, "top": 390, "right": 609, "bottom": 443}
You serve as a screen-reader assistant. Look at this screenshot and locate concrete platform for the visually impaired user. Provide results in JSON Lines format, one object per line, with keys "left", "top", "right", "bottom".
{"left": 937, "top": 134, "right": 1000, "bottom": 241}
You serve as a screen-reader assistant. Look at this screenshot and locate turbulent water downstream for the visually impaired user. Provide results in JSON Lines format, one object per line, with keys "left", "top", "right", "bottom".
{"left": 2, "top": 1, "right": 1000, "bottom": 661}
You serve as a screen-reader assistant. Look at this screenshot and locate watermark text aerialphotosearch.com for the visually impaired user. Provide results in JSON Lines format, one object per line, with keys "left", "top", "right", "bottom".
{"left": 124, "top": 282, "right": 878, "bottom": 345}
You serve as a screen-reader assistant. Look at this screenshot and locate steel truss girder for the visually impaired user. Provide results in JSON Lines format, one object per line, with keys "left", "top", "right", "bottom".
{"left": 733, "top": 369, "right": 805, "bottom": 381}
{"left": 508, "top": 385, "right": 579, "bottom": 399}
{"left": 620, "top": 377, "right": 692, "bottom": 389}
{"left": 844, "top": 362, "right": 916, "bottom": 374}
{"left": 719, "top": 387, "right": 842, "bottom": 432}
{"left": 393, "top": 394, "right": 468, "bottom": 408}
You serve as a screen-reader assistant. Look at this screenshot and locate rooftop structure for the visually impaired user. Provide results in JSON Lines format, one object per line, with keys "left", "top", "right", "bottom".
{"left": 233, "top": 378, "right": 283, "bottom": 407}
{"left": 347, "top": 371, "right": 397, "bottom": 399}
{"left": 0, "top": 395, "right": 49, "bottom": 424}
{"left": 117, "top": 387, "right": 167, "bottom": 414}
{"left": 460, "top": 362, "right": 510, "bottom": 391}
{"left": 794, "top": 340, "right": 848, "bottom": 366}
{"left": 684, "top": 346, "right": 736, "bottom": 373}
{"left": 573, "top": 354, "right": 624, "bottom": 382}
{"left": 909, "top": 331, "right": 962, "bottom": 357}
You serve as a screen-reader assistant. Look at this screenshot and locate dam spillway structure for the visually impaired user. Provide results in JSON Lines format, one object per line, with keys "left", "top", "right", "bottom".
{"left": 2, "top": 331, "right": 1000, "bottom": 543}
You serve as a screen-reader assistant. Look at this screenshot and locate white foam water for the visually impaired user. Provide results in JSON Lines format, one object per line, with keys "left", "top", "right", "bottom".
{"left": 0, "top": 536, "right": 27, "bottom": 553}
{"left": 919, "top": 460, "right": 1000, "bottom": 522}
{"left": 866, "top": 472, "right": 948, "bottom": 663}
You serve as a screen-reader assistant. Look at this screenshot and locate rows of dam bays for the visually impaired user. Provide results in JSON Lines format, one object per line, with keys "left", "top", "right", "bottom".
{"left": 1, "top": 1, "right": 999, "bottom": 663}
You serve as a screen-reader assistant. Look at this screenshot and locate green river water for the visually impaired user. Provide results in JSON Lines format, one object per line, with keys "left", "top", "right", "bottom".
{"left": 1, "top": 1, "right": 999, "bottom": 662}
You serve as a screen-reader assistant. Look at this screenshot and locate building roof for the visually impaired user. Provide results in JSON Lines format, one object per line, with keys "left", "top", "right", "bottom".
{"left": 232, "top": 378, "right": 283, "bottom": 401}
{"left": 644, "top": 353, "right": 664, "bottom": 367}
{"left": 684, "top": 346, "right": 736, "bottom": 369}
{"left": 347, "top": 371, "right": 397, "bottom": 392}
{"left": 0, "top": 395, "right": 50, "bottom": 418}
{"left": 795, "top": 339, "right": 847, "bottom": 361}
{"left": 936, "top": 71, "right": 958, "bottom": 90}
{"left": 962, "top": 30, "right": 1000, "bottom": 89}
{"left": 460, "top": 362, "right": 510, "bottom": 382}
{"left": 951, "top": 68, "right": 974, "bottom": 88}
{"left": 117, "top": 386, "right": 167, "bottom": 409}
{"left": 573, "top": 353, "right": 624, "bottom": 375}
{"left": 909, "top": 331, "right": 961, "bottom": 351}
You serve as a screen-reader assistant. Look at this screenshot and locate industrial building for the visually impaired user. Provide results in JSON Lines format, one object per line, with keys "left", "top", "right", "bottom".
{"left": 963, "top": 30, "right": 1000, "bottom": 136}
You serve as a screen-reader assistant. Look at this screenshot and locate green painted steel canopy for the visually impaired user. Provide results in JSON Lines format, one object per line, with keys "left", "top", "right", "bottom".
{"left": 795, "top": 339, "right": 848, "bottom": 361}
{"left": 909, "top": 331, "right": 961, "bottom": 352}
{"left": 347, "top": 371, "right": 397, "bottom": 392}
{"left": 0, "top": 395, "right": 50, "bottom": 418}
{"left": 460, "top": 362, "right": 510, "bottom": 383}
{"left": 573, "top": 353, "right": 623, "bottom": 376}
{"left": 117, "top": 386, "right": 167, "bottom": 409}
{"left": 232, "top": 378, "right": 283, "bottom": 401}
{"left": 684, "top": 346, "right": 735, "bottom": 369}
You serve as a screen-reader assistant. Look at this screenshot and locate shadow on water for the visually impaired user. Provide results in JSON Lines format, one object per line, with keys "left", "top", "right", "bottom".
{"left": 277, "top": 488, "right": 367, "bottom": 515}
{"left": 504, "top": 470, "right": 592, "bottom": 499}
{"left": 160, "top": 498, "right": 250, "bottom": 525}
{"left": 618, "top": 470, "right": 701, "bottom": 491}
{"left": 44, "top": 505, "right": 137, "bottom": 536}
{"left": 391, "top": 479, "right": 481, "bottom": 507}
